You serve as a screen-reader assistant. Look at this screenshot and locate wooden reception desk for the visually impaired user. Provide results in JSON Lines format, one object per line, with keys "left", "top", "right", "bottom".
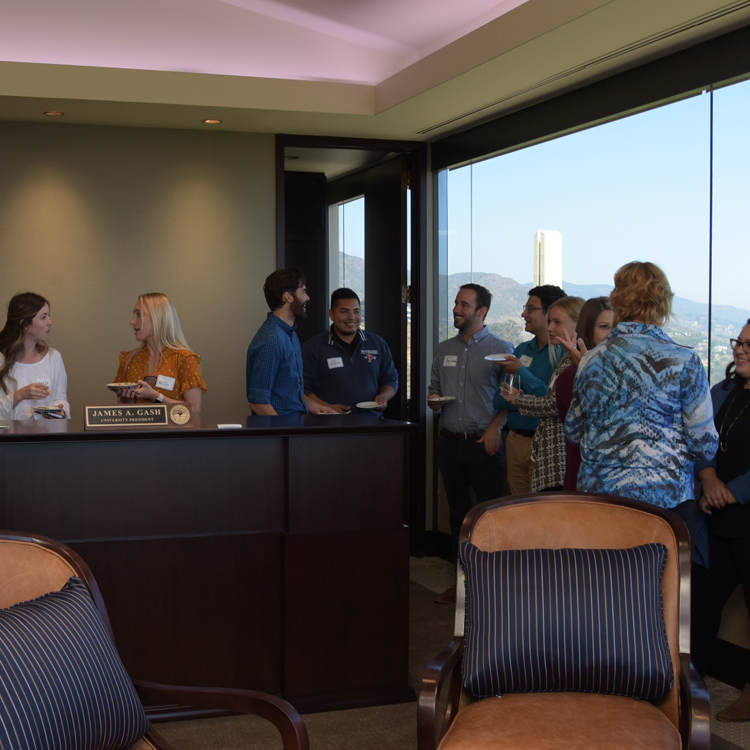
{"left": 0, "top": 414, "right": 416, "bottom": 714}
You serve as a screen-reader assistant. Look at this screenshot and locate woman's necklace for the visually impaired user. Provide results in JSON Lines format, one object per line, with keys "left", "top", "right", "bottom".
{"left": 719, "top": 386, "right": 750, "bottom": 453}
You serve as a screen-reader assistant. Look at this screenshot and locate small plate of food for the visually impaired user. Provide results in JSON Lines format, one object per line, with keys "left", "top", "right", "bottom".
{"left": 107, "top": 382, "right": 138, "bottom": 391}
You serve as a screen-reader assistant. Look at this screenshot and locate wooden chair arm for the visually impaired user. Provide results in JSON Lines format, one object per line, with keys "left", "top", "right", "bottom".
{"left": 133, "top": 680, "right": 309, "bottom": 750}
{"left": 678, "top": 655, "right": 710, "bottom": 750}
{"left": 417, "top": 637, "right": 465, "bottom": 750}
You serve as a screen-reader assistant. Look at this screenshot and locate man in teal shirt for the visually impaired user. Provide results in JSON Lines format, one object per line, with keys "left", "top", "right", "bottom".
{"left": 494, "top": 284, "right": 566, "bottom": 494}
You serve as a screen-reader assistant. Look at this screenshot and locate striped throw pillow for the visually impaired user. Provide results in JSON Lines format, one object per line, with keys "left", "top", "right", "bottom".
{"left": 459, "top": 543, "right": 673, "bottom": 700}
{"left": 0, "top": 576, "right": 150, "bottom": 750}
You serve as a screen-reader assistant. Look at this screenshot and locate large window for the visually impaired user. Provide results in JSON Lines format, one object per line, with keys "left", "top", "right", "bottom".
{"left": 329, "top": 196, "right": 365, "bottom": 323}
{"left": 437, "top": 79, "right": 750, "bottom": 384}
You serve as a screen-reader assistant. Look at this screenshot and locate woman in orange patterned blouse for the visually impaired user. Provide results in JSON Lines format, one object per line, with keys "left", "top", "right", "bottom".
{"left": 113, "top": 293, "right": 207, "bottom": 415}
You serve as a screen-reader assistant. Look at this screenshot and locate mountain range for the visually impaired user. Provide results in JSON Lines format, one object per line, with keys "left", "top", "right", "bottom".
{"left": 339, "top": 253, "right": 748, "bottom": 337}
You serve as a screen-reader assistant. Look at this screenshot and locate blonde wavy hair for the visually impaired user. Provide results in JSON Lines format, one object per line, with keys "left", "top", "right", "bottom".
{"left": 124, "top": 293, "right": 191, "bottom": 368}
{"left": 610, "top": 261, "right": 673, "bottom": 326}
{"left": 547, "top": 296, "right": 584, "bottom": 364}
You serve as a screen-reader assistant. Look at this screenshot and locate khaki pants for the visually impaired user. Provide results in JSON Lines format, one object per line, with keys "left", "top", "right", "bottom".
{"left": 506, "top": 430, "right": 534, "bottom": 496}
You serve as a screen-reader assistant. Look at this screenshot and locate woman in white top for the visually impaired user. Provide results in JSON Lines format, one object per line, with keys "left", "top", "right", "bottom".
{"left": 0, "top": 292, "right": 70, "bottom": 421}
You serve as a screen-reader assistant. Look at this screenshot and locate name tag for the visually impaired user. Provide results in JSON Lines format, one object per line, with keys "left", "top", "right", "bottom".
{"left": 156, "top": 375, "right": 176, "bottom": 390}
{"left": 327, "top": 357, "right": 344, "bottom": 369}
{"left": 519, "top": 355, "right": 533, "bottom": 367}
{"left": 443, "top": 355, "right": 458, "bottom": 367}
{"left": 35, "top": 377, "right": 51, "bottom": 387}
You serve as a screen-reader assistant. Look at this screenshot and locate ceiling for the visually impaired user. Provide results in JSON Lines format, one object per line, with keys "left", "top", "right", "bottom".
{"left": 2, "top": 0, "right": 750, "bottom": 145}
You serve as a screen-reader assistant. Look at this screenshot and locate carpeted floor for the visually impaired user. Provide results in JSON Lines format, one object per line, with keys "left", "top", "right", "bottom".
{"left": 156, "top": 570, "right": 454, "bottom": 750}
{"left": 157, "top": 557, "right": 750, "bottom": 750}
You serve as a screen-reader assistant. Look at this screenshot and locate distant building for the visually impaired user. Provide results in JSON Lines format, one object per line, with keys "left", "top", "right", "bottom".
{"left": 534, "top": 230, "right": 562, "bottom": 287}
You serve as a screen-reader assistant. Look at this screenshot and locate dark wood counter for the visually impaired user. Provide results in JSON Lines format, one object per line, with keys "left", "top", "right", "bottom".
{"left": 0, "top": 414, "right": 416, "bottom": 713}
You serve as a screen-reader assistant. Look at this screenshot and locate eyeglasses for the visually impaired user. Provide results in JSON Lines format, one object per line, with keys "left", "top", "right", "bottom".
{"left": 730, "top": 338, "right": 750, "bottom": 354}
{"left": 522, "top": 305, "right": 543, "bottom": 313}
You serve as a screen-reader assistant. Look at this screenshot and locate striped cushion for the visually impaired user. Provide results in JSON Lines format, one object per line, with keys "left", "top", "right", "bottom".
{"left": 459, "top": 543, "right": 673, "bottom": 700}
{"left": 0, "top": 577, "right": 149, "bottom": 750}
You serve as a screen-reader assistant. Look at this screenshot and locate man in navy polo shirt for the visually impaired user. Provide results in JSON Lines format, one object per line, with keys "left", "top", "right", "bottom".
{"left": 246, "top": 269, "right": 334, "bottom": 416}
{"left": 302, "top": 288, "right": 398, "bottom": 417}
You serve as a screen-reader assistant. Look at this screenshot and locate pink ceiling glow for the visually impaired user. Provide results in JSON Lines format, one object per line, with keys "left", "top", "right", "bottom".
{"left": 0, "top": 0, "right": 529, "bottom": 84}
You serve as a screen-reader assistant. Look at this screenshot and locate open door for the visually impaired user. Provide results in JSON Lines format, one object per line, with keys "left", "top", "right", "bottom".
{"left": 276, "top": 135, "right": 427, "bottom": 552}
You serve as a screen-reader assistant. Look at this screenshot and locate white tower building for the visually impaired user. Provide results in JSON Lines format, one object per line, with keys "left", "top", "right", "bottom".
{"left": 533, "top": 230, "right": 562, "bottom": 287}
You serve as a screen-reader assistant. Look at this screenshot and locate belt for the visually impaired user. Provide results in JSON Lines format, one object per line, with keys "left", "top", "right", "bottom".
{"left": 440, "top": 428, "right": 484, "bottom": 441}
{"left": 510, "top": 428, "right": 536, "bottom": 438}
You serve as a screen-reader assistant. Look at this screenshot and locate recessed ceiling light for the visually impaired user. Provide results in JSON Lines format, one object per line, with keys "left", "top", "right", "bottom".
{"left": 203, "top": 119, "right": 222, "bottom": 124}
{"left": 44, "top": 111, "right": 64, "bottom": 116}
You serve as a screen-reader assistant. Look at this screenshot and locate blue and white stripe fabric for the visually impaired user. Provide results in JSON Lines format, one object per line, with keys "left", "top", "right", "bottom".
{"left": 564, "top": 322, "right": 718, "bottom": 508}
{"left": 0, "top": 577, "right": 149, "bottom": 750}
{"left": 459, "top": 542, "right": 673, "bottom": 700}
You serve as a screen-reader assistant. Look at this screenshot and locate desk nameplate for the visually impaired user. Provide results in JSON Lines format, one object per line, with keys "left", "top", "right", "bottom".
{"left": 85, "top": 404, "right": 169, "bottom": 428}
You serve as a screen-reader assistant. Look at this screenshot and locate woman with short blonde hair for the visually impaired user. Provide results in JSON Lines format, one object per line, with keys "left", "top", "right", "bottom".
{"left": 564, "top": 262, "right": 716, "bottom": 518}
{"left": 610, "top": 260, "right": 673, "bottom": 325}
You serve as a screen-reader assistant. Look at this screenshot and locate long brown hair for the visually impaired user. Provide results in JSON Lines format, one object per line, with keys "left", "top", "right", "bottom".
{"left": 0, "top": 292, "right": 50, "bottom": 394}
{"left": 576, "top": 296, "right": 612, "bottom": 350}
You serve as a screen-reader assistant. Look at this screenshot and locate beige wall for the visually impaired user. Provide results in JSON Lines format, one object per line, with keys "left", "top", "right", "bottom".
{"left": 0, "top": 121, "right": 276, "bottom": 423}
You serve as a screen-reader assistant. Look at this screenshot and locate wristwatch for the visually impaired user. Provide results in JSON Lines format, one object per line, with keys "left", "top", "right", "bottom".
{"left": 154, "top": 393, "right": 164, "bottom": 403}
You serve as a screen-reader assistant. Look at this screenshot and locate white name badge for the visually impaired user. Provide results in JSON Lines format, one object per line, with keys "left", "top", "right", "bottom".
{"left": 35, "top": 377, "right": 51, "bottom": 387}
{"left": 519, "top": 355, "right": 533, "bottom": 367}
{"left": 156, "top": 375, "right": 176, "bottom": 390}
{"left": 327, "top": 357, "right": 344, "bottom": 369}
{"left": 443, "top": 355, "right": 458, "bottom": 367}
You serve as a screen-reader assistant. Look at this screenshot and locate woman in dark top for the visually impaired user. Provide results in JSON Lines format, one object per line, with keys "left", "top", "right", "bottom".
{"left": 694, "top": 319, "right": 750, "bottom": 720}
{"left": 554, "top": 296, "right": 613, "bottom": 490}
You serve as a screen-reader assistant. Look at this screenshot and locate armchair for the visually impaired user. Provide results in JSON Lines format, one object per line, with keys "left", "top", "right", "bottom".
{"left": 417, "top": 492, "right": 710, "bottom": 750}
{"left": 0, "top": 530, "right": 309, "bottom": 750}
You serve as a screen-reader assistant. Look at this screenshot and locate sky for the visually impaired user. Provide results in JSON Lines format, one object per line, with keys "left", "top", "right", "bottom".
{"left": 337, "top": 77, "right": 749, "bottom": 311}
{"left": 446, "top": 78, "right": 750, "bottom": 310}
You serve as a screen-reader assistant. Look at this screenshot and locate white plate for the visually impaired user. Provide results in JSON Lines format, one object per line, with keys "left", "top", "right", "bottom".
{"left": 484, "top": 354, "right": 509, "bottom": 362}
{"left": 107, "top": 382, "right": 138, "bottom": 389}
{"left": 428, "top": 396, "right": 456, "bottom": 403}
{"left": 356, "top": 401, "right": 380, "bottom": 409}
{"left": 34, "top": 405, "right": 63, "bottom": 413}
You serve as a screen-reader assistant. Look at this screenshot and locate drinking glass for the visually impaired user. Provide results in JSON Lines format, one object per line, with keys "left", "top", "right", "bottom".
{"left": 501, "top": 372, "right": 521, "bottom": 401}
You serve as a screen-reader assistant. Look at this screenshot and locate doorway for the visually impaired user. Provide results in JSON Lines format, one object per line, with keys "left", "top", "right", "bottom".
{"left": 276, "top": 134, "right": 427, "bottom": 551}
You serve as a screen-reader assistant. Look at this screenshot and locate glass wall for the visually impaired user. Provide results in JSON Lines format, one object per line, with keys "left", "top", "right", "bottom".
{"left": 437, "top": 78, "right": 750, "bottom": 384}
{"left": 330, "top": 196, "right": 365, "bottom": 323}
{"left": 711, "top": 78, "right": 750, "bottom": 381}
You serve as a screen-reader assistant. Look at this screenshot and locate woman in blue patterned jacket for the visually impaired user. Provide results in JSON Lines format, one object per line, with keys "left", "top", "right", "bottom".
{"left": 564, "top": 261, "right": 718, "bottom": 526}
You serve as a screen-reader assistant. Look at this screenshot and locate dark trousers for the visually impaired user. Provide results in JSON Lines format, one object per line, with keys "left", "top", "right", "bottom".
{"left": 437, "top": 436, "right": 505, "bottom": 562}
{"left": 692, "top": 531, "right": 750, "bottom": 680}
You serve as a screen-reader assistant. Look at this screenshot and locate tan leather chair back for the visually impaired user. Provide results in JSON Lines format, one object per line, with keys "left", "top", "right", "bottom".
{"left": 0, "top": 537, "right": 81, "bottom": 609}
{"left": 460, "top": 494, "right": 684, "bottom": 730}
